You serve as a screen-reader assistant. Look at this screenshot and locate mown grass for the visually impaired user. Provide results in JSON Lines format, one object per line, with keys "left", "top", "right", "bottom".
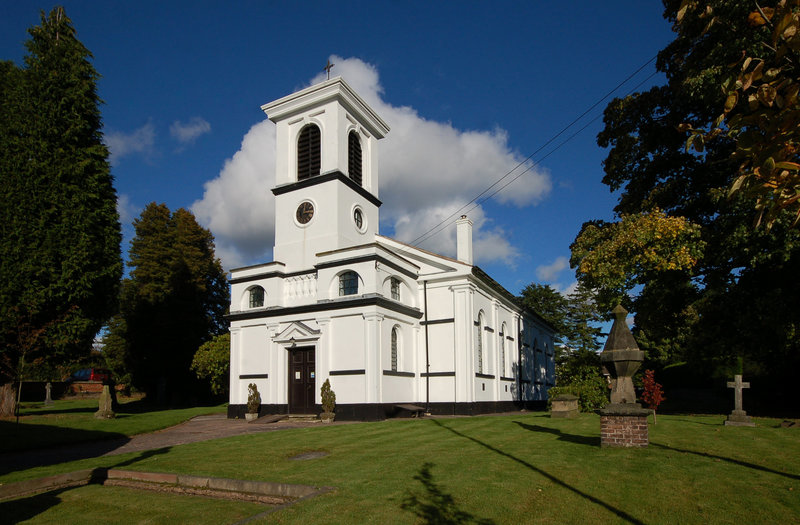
{"left": 0, "top": 398, "right": 226, "bottom": 453}
{"left": 1, "top": 484, "right": 266, "bottom": 525}
{"left": 2, "top": 413, "right": 798, "bottom": 524}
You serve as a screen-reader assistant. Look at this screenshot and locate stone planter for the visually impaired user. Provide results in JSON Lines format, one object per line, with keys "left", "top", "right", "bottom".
{"left": 550, "top": 394, "right": 579, "bottom": 418}
{"left": 320, "top": 412, "right": 335, "bottom": 424}
{"left": 245, "top": 412, "right": 259, "bottom": 421}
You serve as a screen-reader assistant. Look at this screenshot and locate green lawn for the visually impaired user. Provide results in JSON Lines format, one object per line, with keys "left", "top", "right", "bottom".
{"left": 1, "top": 413, "right": 798, "bottom": 524}
{"left": 0, "top": 398, "right": 226, "bottom": 453}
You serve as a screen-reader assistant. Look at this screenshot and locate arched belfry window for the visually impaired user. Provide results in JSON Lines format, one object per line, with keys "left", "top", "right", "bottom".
{"left": 348, "top": 130, "right": 362, "bottom": 186}
{"left": 297, "top": 124, "right": 321, "bottom": 180}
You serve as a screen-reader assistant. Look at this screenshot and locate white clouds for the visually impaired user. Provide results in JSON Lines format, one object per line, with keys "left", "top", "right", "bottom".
{"left": 536, "top": 256, "right": 569, "bottom": 282}
{"left": 105, "top": 121, "right": 155, "bottom": 163}
{"left": 105, "top": 117, "right": 211, "bottom": 164}
{"left": 192, "top": 56, "right": 552, "bottom": 270}
{"left": 170, "top": 117, "right": 211, "bottom": 145}
{"left": 116, "top": 193, "right": 139, "bottom": 226}
{"left": 191, "top": 120, "right": 276, "bottom": 268}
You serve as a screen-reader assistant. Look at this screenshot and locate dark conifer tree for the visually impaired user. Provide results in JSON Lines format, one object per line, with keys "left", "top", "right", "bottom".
{"left": 114, "top": 203, "right": 228, "bottom": 403}
{"left": 0, "top": 7, "right": 122, "bottom": 388}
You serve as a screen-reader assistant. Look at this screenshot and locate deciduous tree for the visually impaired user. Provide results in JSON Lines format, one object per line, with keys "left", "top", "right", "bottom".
{"left": 191, "top": 333, "right": 230, "bottom": 396}
{"left": 575, "top": 0, "right": 800, "bottom": 389}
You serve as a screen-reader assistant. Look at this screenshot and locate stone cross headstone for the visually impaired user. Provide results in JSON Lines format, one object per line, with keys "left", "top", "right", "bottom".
{"left": 44, "top": 382, "right": 53, "bottom": 406}
{"left": 94, "top": 384, "right": 115, "bottom": 419}
{"left": 725, "top": 374, "right": 754, "bottom": 426}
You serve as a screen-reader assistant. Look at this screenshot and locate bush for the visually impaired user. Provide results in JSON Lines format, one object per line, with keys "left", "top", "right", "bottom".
{"left": 191, "top": 333, "right": 230, "bottom": 395}
{"left": 321, "top": 379, "right": 335, "bottom": 414}
{"left": 247, "top": 383, "right": 261, "bottom": 414}
{"left": 550, "top": 348, "right": 608, "bottom": 411}
{"left": 548, "top": 374, "right": 608, "bottom": 412}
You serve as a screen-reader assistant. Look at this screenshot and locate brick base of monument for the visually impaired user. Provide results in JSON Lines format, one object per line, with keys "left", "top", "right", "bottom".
{"left": 597, "top": 404, "right": 650, "bottom": 448}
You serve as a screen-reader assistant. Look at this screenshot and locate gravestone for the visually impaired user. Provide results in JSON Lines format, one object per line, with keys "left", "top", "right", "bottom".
{"left": 724, "top": 374, "right": 755, "bottom": 427}
{"left": 550, "top": 394, "right": 579, "bottom": 418}
{"left": 94, "top": 384, "right": 115, "bottom": 419}
{"left": 596, "top": 305, "right": 650, "bottom": 447}
{"left": 44, "top": 382, "right": 53, "bottom": 406}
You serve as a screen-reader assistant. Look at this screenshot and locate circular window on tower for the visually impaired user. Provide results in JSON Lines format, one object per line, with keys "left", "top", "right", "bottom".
{"left": 353, "top": 206, "right": 366, "bottom": 233}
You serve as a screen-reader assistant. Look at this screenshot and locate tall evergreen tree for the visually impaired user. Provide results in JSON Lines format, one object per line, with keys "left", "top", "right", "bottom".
{"left": 0, "top": 7, "right": 122, "bottom": 387}
{"left": 113, "top": 203, "right": 228, "bottom": 403}
{"left": 519, "top": 283, "right": 603, "bottom": 354}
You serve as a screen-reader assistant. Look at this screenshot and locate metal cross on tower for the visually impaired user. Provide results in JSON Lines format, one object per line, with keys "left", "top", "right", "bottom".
{"left": 324, "top": 59, "right": 335, "bottom": 80}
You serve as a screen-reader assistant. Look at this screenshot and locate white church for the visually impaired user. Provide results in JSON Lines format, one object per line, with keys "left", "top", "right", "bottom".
{"left": 227, "top": 77, "right": 556, "bottom": 420}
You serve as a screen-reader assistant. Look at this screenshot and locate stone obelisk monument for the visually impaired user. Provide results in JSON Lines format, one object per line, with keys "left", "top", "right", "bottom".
{"left": 597, "top": 305, "right": 650, "bottom": 447}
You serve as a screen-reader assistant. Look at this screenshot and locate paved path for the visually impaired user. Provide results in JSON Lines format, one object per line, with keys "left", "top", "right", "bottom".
{"left": 1, "top": 415, "right": 353, "bottom": 475}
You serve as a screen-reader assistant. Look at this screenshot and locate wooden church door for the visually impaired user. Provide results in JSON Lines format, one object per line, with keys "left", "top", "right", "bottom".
{"left": 288, "top": 347, "right": 316, "bottom": 414}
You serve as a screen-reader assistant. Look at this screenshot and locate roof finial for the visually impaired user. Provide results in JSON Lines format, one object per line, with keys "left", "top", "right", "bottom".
{"left": 324, "top": 59, "right": 335, "bottom": 80}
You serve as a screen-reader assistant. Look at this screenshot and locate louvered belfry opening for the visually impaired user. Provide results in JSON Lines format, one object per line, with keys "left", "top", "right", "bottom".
{"left": 297, "top": 124, "right": 321, "bottom": 180}
{"left": 348, "top": 130, "right": 362, "bottom": 186}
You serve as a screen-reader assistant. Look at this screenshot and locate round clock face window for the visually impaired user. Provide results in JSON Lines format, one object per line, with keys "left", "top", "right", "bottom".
{"left": 353, "top": 208, "right": 363, "bottom": 229}
{"left": 296, "top": 202, "right": 314, "bottom": 224}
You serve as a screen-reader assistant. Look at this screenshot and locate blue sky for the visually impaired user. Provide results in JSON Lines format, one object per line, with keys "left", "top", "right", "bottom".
{"left": 2, "top": 2, "right": 675, "bottom": 300}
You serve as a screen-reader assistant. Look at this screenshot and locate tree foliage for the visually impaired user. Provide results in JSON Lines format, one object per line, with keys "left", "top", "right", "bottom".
{"left": 0, "top": 7, "right": 122, "bottom": 383}
{"left": 519, "top": 283, "right": 604, "bottom": 353}
{"left": 191, "top": 332, "right": 230, "bottom": 396}
{"left": 640, "top": 369, "right": 666, "bottom": 423}
{"left": 680, "top": 0, "right": 800, "bottom": 228}
{"left": 110, "top": 203, "right": 228, "bottom": 403}
{"left": 570, "top": 210, "right": 704, "bottom": 311}
{"left": 521, "top": 283, "right": 608, "bottom": 411}
{"left": 580, "top": 0, "right": 800, "bottom": 388}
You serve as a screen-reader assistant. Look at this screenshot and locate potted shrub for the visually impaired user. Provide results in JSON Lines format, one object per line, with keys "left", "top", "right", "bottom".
{"left": 320, "top": 379, "right": 336, "bottom": 423}
{"left": 246, "top": 383, "right": 261, "bottom": 421}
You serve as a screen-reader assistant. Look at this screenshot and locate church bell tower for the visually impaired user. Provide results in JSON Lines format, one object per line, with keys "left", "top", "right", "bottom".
{"left": 262, "top": 77, "right": 390, "bottom": 271}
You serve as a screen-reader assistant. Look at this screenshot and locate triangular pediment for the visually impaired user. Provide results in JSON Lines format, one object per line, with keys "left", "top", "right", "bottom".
{"left": 274, "top": 321, "right": 321, "bottom": 344}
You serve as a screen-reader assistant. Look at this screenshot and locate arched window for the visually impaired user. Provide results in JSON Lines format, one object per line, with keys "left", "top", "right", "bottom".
{"left": 390, "top": 277, "right": 400, "bottom": 301}
{"left": 348, "top": 130, "right": 362, "bottom": 186}
{"left": 249, "top": 287, "right": 265, "bottom": 308}
{"left": 297, "top": 124, "right": 321, "bottom": 180}
{"left": 477, "top": 313, "right": 484, "bottom": 374}
{"left": 338, "top": 271, "right": 359, "bottom": 296}
{"left": 391, "top": 327, "right": 399, "bottom": 371}
{"left": 500, "top": 323, "right": 507, "bottom": 377}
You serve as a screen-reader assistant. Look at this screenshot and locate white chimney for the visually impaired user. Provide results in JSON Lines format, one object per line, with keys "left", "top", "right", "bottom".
{"left": 456, "top": 215, "right": 473, "bottom": 265}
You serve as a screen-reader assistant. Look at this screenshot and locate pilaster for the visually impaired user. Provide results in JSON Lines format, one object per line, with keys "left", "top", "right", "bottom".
{"left": 363, "top": 312, "right": 384, "bottom": 403}
{"left": 317, "top": 318, "right": 331, "bottom": 404}
{"left": 452, "top": 283, "right": 475, "bottom": 403}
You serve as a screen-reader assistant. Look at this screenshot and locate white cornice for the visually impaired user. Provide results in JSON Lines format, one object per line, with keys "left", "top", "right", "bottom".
{"left": 261, "top": 77, "right": 390, "bottom": 138}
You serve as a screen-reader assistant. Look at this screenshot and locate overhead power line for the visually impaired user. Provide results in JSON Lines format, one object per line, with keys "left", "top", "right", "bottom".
{"left": 398, "top": 54, "right": 661, "bottom": 252}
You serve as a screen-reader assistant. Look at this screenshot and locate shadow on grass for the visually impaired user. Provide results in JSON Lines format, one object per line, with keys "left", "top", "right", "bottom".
{"left": 0, "top": 485, "right": 73, "bottom": 523}
{"left": 649, "top": 441, "right": 800, "bottom": 481}
{"left": 661, "top": 417, "right": 725, "bottom": 427}
{"left": 401, "top": 462, "right": 494, "bottom": 525}
{"left": 513, "top": 421, "right": 600, "bottom": 447}
{"left": 430, "top": 420, "right": 645, "bottom": 525}
{"left": 109, "top": 446, "right": 172, "bottom": 469}
{"left": 0, "top": 421, "right": 129, "bottom": 475}
{"left": 0, "top": 447, "right": 173, "bottom": 522}
{"left": 18, "top": 405, "right": 97, "bottom": 416}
